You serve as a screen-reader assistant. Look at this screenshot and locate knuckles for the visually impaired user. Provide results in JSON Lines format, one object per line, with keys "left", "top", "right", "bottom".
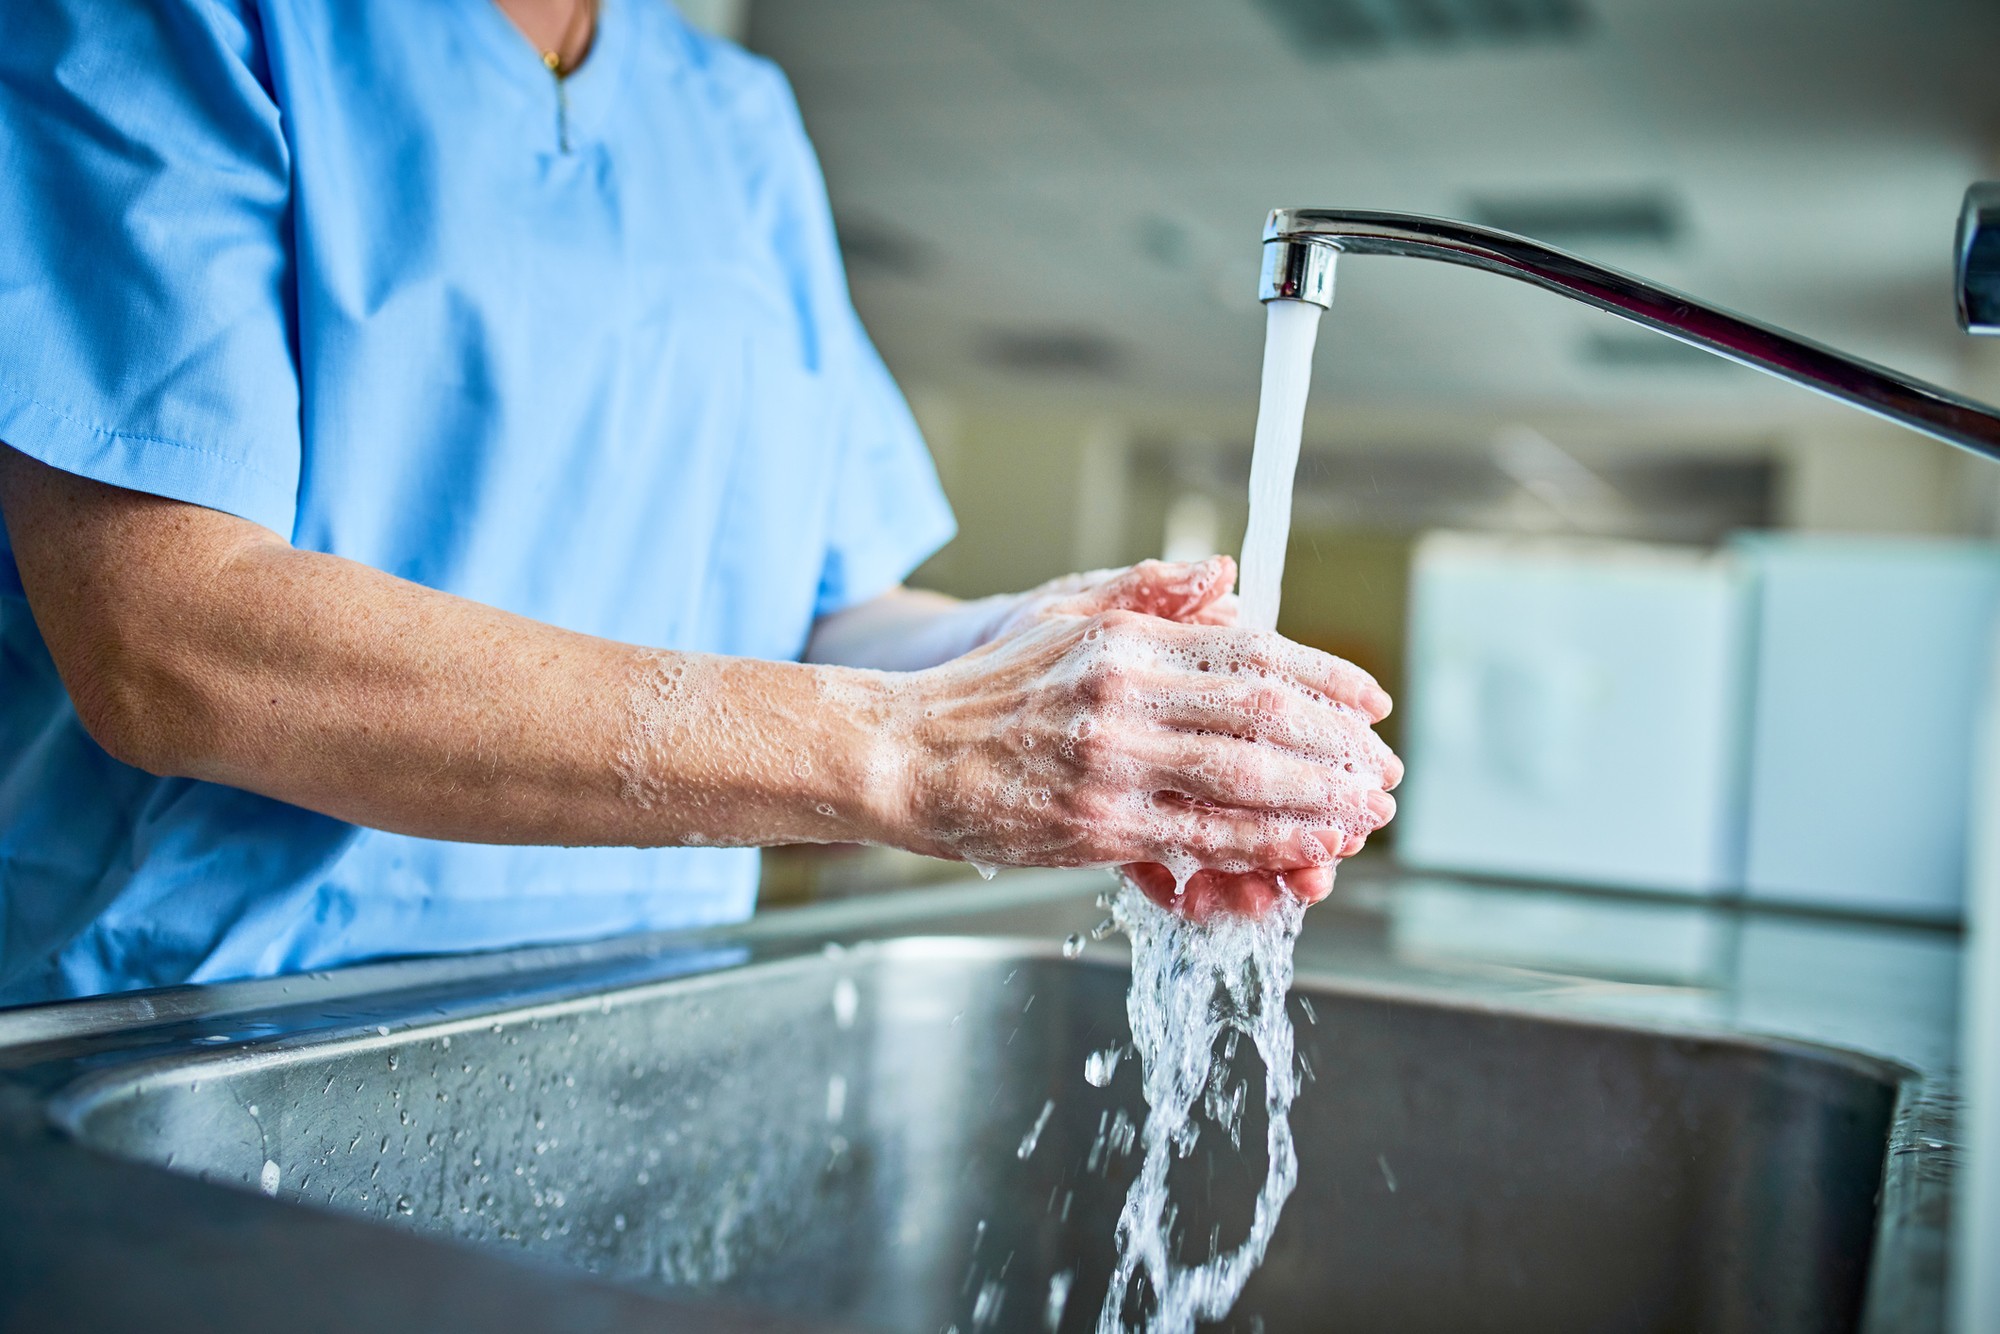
{"left": 1214, "top": 750, "right": 1263, "bottom": 797}
{"left": 1239, "top": 684, "right": 1290, "bottom": 728}
{"left": 1093, "top": 607, "right": 1145, "bottom": 636}
{"left": 1066, "top": 726, "right": 1110, "bottom": 766}
{"left": 1077, "top": 660, "right": 1136, "bottom": 709}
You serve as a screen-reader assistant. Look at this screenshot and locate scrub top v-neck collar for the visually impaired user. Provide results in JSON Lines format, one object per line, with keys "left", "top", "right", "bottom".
{"left": 464, "top": 0, "right": 635, "bottom": 154}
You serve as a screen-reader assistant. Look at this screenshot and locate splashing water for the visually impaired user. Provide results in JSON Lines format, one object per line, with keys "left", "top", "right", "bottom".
{"left": 1017, "top": 1098, "right": 1056, "bottom": 1161}
{"left": 1097, "top": 881, "right": 1306, "bottom": 1333}
{"left": 1096, "top": 294, "right": 1328, "bottom": 1333}
{"left": 1047, "top": 1270, "right": 1076, "bottom": 1331}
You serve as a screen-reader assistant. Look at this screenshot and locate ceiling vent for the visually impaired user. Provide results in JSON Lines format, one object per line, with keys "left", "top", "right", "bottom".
{"left": 1256, "top": 0, "right": 1589, "bottom": 56}
{"left": 1467, "top": 192, "right": 1680, "bottom": 248}
{"left": 977, "top": 328, "right": 1123, "bottom": 377}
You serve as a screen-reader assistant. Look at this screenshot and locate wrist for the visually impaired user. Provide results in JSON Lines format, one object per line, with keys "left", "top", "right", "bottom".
{"left": 967, "top": 591, "right": 1031, "bottom": 649}
{"left": 812, "top": 664, "right": 930, "bottom": 851}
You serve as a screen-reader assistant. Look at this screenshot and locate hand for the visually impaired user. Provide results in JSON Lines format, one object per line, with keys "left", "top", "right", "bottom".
{"left": 986, "top": 559, "right": 1243, "bottom": 642}
{"left": 1122, "top": 862, "right": 1337, "bottom": 919}
{"left": 1004, "top": 559, "right": 1370, "bottom": 917}
{"left": 1084, "top": 561, "right": 1395, "bottom": 919}
{"left": 888, "top": 558, "right": 1400, "bottom": 886}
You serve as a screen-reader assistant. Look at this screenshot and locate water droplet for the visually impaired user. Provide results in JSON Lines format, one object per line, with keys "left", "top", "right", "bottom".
{"left": 831, "top": 978, "right": 859, "bottom": 1029}
{"left": 1044, "top": 1270, "right": 1074, "bottom": 1332}
{"left": 972, "top": 1278, "right": 1005, "bottom": 1329}
{"left": 258, "top": 1160, "right": 280, "bottom": 1196}
{"left": 395, "top": 1195, "right": 414, "bottom": 1214}
{"left": 1016, "top": 1098, "right": 1055, "bottom": 1161}
{"left": 1061, "top": 933, "right": 1086, "bottom": 959}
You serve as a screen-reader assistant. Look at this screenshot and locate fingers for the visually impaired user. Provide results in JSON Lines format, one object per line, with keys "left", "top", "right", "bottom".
{"left": 1122, "top": 863, "right": 1334, "bottom": 920}
{"left": 1133, "top": 733, "right": 1390, "bottom": 830}
{"left": 1146, "top": 620, "right": 1392, "bottom": 722}
{"left": 1184, "top": 592, "right": 1240, "bottom": 627}
{"left": 1130, "top": 784, "right": 1392, "bottom": 867}
{"left": 1241, "top": 635, "right": 1393, "bottom": 722}
{"left": 1141, "top": 800, "right": 1337, "bottom": 873}
{"left": 1135, "top": 734, "right": 1336, "bottom": 814}
{"left": 1128, "top": 865, "right": 1291, "bottom": 919}
{"left": 1050, "top": 556, "right": 1236, "bottom": 622}
{"left": 1144, "top": 677, "right": 1400, "bottom": 778}
{"left": 1284, "top": 866, "right": 1336, "bottom": 905}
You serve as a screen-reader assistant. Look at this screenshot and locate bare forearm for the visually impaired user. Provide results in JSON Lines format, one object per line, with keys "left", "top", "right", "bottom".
{"left": 147, "top": 545, "right": 903, "bottom": 847}
{"left": 0, "top": 451, "right": 903, "bottom": 849}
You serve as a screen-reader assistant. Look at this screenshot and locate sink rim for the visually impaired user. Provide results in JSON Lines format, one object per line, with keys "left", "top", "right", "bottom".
{"left": 42, "top": 932, "right": 1920, "bottom": 1149}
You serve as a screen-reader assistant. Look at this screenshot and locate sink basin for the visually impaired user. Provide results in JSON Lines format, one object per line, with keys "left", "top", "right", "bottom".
{"left": 46, "top": 934, "right": 1903, "bottom": 1334}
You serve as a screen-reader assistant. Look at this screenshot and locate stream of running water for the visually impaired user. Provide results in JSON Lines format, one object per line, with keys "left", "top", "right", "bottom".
{"left": 1096, "top": 294, "right": 1329, "bottom": 1334}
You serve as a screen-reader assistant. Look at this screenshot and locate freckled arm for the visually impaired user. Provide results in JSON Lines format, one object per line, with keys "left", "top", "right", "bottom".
{"left": 0, "top": 445, "right": 907, "bottom": 851}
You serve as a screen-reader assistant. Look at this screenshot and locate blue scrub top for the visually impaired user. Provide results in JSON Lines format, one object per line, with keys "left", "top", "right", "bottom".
{"left": 0, "top": 1, "right": 955, "bottom": 1002}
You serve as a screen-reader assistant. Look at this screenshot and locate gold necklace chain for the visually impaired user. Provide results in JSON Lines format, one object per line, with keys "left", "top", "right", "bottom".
{"left": 540, "top": 0, "right": 598, "bottom": 78}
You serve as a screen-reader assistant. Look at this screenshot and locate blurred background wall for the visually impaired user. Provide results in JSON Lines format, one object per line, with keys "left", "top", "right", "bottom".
{"left": 714, "top": 0, "right": 2000, "bottom": 905}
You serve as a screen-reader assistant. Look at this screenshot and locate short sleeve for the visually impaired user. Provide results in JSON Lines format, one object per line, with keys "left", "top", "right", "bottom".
{"left": 714, "top": 49, "right": 956, "bottom": 618}
{"left": 0, "top": 1, "right": 300, "bottom": 544}
{"left": 813, "top": 339, "right": 958, "bottom": 616}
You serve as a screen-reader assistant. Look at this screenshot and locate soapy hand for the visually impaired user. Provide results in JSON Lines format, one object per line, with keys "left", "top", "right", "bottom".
{"left": 893, "top": 557, "right": 1399, "bottom": 901}
{"left": 986, "top": 560, "right": 1245, "bottom": 637}
{"left": 1077, "top": 559, "right": 1399, "bottom": 918}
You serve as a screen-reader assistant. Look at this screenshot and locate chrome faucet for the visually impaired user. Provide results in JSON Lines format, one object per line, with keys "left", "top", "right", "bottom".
{"left": 1258, "top": 188, "right": 2000, "bottom": 1334}
{"left": 1257, "top": 187, "right": 2000, "bottom": 463}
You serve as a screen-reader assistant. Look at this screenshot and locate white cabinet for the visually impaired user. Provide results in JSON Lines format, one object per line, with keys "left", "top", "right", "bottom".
{"left": 1737, "top": 536, "right": 2000, "bottom": 919}
{"left": 1396, "top": 531, "right": 2000, "bottom": 916}
{"left": 1396, "top": 534, "right": 1753, "bottom": 895}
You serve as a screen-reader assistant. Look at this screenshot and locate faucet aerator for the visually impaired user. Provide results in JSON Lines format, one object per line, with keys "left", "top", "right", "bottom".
{"left": 1257, "top": 234, "right": 1338, "bottom": 309}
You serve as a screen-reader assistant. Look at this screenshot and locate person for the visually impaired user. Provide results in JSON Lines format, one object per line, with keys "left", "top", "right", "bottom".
{"left": 0, "top": 0, "right": 1399, "bottom": 1004}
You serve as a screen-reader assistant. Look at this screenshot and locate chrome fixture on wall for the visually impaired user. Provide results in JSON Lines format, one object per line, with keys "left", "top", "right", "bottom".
{"left": 1960, "top": 183, "right": 2000, "bottom": 337}
{"left": 1258, "top": 187, "right": 2000, "bottom": 463}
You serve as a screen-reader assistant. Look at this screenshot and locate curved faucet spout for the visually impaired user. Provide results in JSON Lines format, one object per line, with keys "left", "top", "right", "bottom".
{"left": 1258, "top": 207, "right": 2000, "bottom": 464}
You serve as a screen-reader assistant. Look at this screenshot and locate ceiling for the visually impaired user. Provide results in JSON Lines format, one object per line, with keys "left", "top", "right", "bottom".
{"left": 745, "top": 0, "right": 2000, "bottom": 444}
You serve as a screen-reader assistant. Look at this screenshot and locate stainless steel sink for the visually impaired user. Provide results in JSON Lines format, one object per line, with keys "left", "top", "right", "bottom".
{"left": 32, "top": 915, "right": 1910, "bottom": 1334}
